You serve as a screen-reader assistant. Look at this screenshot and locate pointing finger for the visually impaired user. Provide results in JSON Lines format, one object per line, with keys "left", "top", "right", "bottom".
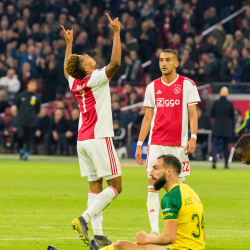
{"left": 61, "top": 25, "right": 66, "bottom": 34}
{"left": 106, "top": 13, "right": 112, "bottom": 23}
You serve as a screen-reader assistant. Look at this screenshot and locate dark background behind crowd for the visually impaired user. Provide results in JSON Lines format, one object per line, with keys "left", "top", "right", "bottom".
{"left": 0, "top": 0, "right": 250, "bottom": 158}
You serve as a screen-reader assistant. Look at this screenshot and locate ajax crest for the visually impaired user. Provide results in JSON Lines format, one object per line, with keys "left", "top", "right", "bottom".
{"left": 173, "top": 87, "right": 181, "bottom": 94}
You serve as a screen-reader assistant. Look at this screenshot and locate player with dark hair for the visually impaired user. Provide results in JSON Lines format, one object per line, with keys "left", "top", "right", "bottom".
{"left": 61, "top": 14, "right": 122, "bottom": 247}
{"left": 235, "top": 134, "right": 250, "bottom": 165}
{"left": 135, "top": 48, "right": 201, "bottom": 235}
{"left": 89, "top": 154, "right": 205, "bottom": 250}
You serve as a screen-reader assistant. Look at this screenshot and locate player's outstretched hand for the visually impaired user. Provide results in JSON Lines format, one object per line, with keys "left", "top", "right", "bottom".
{"left": 136, "top": 231, "right": 148, "bottom": 245}
{"left": 135, "top": 146, "right": 143, "bottom": 165}
{"left": 61, "top": 25, "right": 73, "bottom": 44}
{"left": 185, "top": 138, "right": 196, "bottom": 155}
{"left": 106, "top": 13, "right": 121, "bottom": 33}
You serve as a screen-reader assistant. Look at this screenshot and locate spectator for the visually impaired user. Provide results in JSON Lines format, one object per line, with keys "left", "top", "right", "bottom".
{"left": 0, "top": 115, "right": 5, "bottom": 150}
{"left": 112, "top": 101, "right": 121, "bottom": 123}
{"left": 18, "top": 62, "right": 34, "bottom": 90}
{"left": 124, "top": 50, "right": 141, "bottom": 84}
{"left": 211, "top": 87, "right": 234, "bottom": 169}
{"left": 149, "top": 48, "right": 162, "bottom": 81}
{"left": 34, "top": 108, "right": 52, "bottom": 155}
{"left": 125, "top": 31, "right": 139, "bottom": 55}
{"left": 128, "top": 0, "right": 140, "bottom": 20}
{"left": 236, "top": 103, "right": 250, "bottom": 135}
{"left": 16, "top": 79, "right": 41, "bottom": 161}
{"left": 177, "top": 49, "right": 195, "bottom": 79}
{"left": 222, "top": 34, "right": 234, "bottom": 51}
{"left": 30, "top": 23, "right": 43, "bottom": 42}
{"left": 202, "top": 7, "right": 220, "bottom": 31}
{"left": 202, "top": 53, "right": 221, "bottom": 83}
{"left": 202, "top": 35, "right": 221, "bottom": 59}
{"left": 234, "top": 108, "right": 242, "bottom": 139}
{"left": 113, "top": 120, "right": 126, "bottom": 158}
{"left": 73, "top": 31, "right": 90, "bottom": 55}
{"left": 220, "top": 47, "right": 232, "bottom": 82}
{"left": 0, "top": 69, "right": 21, "bottom": 98}
{"left": 241, "top": 47, "right": 250, "bottom": 82}
{"left": 232, "top": 30, "right": 244, "bottom": 52}
{"left": 127, "top": 90, "right": 140, "bottom": 106}
{"left": 4, "top": 105, "right": 18, "bottom": 153}
{"left": 210, "top": 23, "right": 226, "bottom": 53}
{"left": 50, "top": 109, "right": 69, "bottom": 155}
{"left": 0, "top": 90, "right": 10, "bottom": 113}
{"left": 65, "top": 109, "right": 79, "bottom": 155}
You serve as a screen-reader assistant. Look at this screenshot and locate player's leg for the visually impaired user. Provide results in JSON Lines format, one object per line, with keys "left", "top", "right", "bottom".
{"left": 212, "top": 136, "right": 219, "bottom": 169}
{"left": 90, "top": 239, "right": 169, "bottom": 250}
{"left": 17, "top": 125, "right": 25, "bottom": 160}
{"left": 77, "top": 138, "right": 121, "bottom": 245}
{"left": 222, "top": 137, "right": 230, "bottom": 169}
{"left": 146, "top": 145, "right": 161, "bottom": 235}
{"left": 88, "top": 178, "right": 108, "bottom": 241}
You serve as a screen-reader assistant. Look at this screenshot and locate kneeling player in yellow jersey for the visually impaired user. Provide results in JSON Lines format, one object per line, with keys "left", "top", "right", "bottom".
{"left": 90, "top": 154, "right": 205, "bottom": 250}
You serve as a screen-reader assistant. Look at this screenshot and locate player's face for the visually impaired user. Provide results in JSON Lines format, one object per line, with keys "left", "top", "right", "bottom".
{"left": 79, "top": 54, "right": 96, "bottom": 72}
{"left": 150, "top": 159, "right": 168, "bottom": 190}
{"left": 236, "top": 148, "right": 250, "bottom": 165}
{"left": 159, "top": 52, "right": 179, "bottom": 76}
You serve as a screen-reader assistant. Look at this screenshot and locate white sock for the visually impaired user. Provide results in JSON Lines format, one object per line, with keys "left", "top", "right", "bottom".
{"left": 82, "top": 186, "right": 118, "bottom": 224}
{"left": 88, "top": 192, "right": 104, "bottom": 236}
{"left": 147, "top": 185, "right": 160, "bottom": 234}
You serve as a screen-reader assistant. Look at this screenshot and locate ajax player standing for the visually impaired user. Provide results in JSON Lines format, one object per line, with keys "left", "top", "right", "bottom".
{"left": 135, "top": 49, "right": 201, "bottom": 235}
{"left": 61, "top": 14, "right": 121, "bottom": 246}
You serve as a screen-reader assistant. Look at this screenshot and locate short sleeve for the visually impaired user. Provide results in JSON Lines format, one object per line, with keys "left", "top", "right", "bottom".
{"left": 186, "top": 79, "right": 201, "bottom": 106}
{"left": 143, "top": 82, "right": 155, "bottom": 108}
{"left": 68, "top": 75, "right": 75, "bottom": 90}
{"left": 161, "top": 195, "right": 180, "bottom": 220}
{"left": 87, "top": 67, "right": 110, "bottom": 88}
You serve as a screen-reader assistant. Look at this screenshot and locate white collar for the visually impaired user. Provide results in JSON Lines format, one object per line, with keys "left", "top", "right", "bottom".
{"left": 161, "top": 74, "right": 179, "bottom": 87}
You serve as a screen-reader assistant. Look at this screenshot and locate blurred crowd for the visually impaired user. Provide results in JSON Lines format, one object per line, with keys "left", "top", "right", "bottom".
{"left": 1, "top": 0, "right": 250, "bottom": 157}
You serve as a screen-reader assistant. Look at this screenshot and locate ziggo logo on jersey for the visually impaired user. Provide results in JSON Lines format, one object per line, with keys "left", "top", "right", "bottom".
{"left": 156, "top": 98, "right": 180, "bottom": 107}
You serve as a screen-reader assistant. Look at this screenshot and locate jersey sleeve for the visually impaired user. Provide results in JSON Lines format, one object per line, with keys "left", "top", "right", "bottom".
{"left": 68, "top": 75, "right": 75, "bottom": 91}
{"left": 143, "top": 82, "right": 155, "bottom": 108}
{"left": 186, "top": 80, "right": 201, "bottom": 106}
{"left": 161, "top": 195, "right": 180, "bottom": 220}
{"left": 87, "top": 67, "right": 111, "bottom": 88}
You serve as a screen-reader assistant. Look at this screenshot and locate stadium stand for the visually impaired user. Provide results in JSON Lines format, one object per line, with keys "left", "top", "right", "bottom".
{"left": 0, "top": 0, "right": 250, "bottom": 156}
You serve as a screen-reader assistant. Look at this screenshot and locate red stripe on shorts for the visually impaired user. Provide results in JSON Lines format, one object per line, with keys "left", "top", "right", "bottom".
{"left": 106, "top": 138, "right": 114, "bottom": 174}
{"left": 108, "top": 138, "right": 118, "bottom": 174}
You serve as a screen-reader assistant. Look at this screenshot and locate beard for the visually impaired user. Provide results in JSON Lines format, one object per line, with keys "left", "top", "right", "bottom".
{"left": 154, "top": 172, "right": 167, "bottom": 191}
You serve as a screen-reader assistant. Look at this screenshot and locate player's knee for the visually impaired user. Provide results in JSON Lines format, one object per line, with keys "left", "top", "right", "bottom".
{"left": 114, "top": 240, "right": 125, "bottom": 250}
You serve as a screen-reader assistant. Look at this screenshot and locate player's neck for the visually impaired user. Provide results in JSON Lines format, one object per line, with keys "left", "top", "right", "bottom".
{"left": 165, "top": 178, "right": 181, "bottom": 192}
{"left": 162, "top": 72, "right": 177, "bottom": 84}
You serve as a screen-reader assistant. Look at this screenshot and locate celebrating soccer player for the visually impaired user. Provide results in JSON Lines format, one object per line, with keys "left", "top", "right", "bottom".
{"left": 61, "top": 14, "right": 122, "bottom": 247}
{"left": 89, "top": 154, "right": 205, "bottom": 250}
{"left": 235, "top": 134, "right": 250, "bottom": 165}
{"left": 135, "top": 49, "right": 201, "bottom": 235}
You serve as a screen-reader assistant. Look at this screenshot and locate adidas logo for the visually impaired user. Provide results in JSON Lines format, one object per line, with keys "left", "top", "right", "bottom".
{"left": 149, "top": 209, "right": 155, "bottom": 213}
{"left": 156, "top": 90, "right": 162, "bottom": 94}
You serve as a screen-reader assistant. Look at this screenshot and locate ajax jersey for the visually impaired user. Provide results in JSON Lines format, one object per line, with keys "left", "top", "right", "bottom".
{"left": 68, "top": 67, "right": 114, "bottom": 141}
{"left": 143, "top": 75, "right": 201, "bottom": 147}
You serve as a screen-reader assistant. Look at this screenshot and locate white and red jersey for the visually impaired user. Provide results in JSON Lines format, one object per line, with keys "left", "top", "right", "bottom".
{"left": 68, "top": 67, "right": 114, "bottom": 141}
{"left": 143, "top": 74, "right": 200, "bottom": 147}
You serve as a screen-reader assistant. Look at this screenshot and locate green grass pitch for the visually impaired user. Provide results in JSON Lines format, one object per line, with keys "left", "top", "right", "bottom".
{"left": 0, "top": 155, "right": 250, "bottom": 250}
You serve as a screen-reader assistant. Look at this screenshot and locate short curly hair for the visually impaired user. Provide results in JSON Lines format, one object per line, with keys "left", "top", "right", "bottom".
{"left": 236, "top": 134, "right": 250, "bottom": 151}
{"left": 66, "top": 54, "right": 86, "bottom": 80}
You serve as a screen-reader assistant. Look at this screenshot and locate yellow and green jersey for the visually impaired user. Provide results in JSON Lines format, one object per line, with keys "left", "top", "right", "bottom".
{"left": 161, "top": 183, "right": 205, "bottom": 250}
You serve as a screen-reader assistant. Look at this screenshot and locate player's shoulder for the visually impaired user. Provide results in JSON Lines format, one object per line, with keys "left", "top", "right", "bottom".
{"left": 162, "top": 184, "right": 182, "bottom": 207}
{"left": 181, "top": 76, "right": 196, "bottom": 86}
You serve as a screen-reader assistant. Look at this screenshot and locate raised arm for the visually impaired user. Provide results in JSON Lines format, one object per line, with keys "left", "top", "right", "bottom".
{"left": 105, "top": 14, "right": 121, "bottom": 79}
{"left": 61, "top": 25, "right": 73, "bottom": 80}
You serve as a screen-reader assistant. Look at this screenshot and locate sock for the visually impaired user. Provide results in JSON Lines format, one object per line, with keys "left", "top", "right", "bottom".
{"left": 82, "top": 186, "right": 118, "bottom": 224}
{"left": 101, "top": 244, "right": 115, "bottom": 250}
{"left": 88, "top": 192, "right": 104, "bottom": 236}
{"left": 20, "top": 148, "right": 24, "bottom": 154}
{"left": 147, "top": 185, "right": 160, "bottom": 234}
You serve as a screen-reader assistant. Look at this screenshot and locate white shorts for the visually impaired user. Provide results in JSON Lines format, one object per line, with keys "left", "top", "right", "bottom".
{"left": 77, "top": 137, "right": 121, "bottom": 182}
{"left": 145, "top": 145, "right": 190, "bottom": 179}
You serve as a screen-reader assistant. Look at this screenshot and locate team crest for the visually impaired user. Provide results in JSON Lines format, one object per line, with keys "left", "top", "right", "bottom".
{"left": 173, "top": 87, "right": 181, "bottom": 94}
